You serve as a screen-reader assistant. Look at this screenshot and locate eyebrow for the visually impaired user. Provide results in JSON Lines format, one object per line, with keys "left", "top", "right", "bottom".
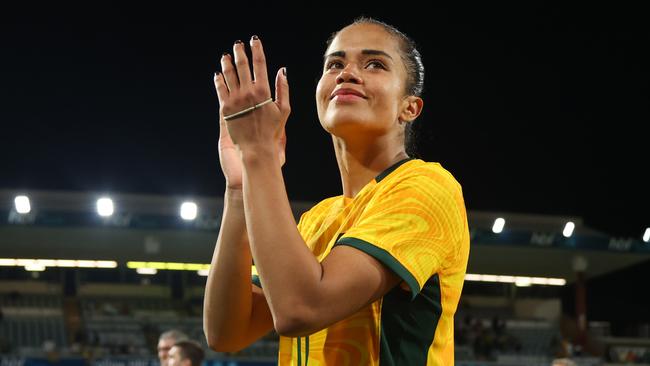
{"left": 324, "top": 49, "right": 394, "bottom": 61}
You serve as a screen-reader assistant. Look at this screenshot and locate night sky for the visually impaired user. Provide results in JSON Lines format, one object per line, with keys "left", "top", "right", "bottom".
{"left": 1, "top": 3, "right": 647, "bottom": 238}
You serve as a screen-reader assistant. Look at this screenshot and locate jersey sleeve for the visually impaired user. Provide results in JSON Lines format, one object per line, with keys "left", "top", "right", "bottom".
{"left": 336, "top": 173, "right": 467, "bottom": 299}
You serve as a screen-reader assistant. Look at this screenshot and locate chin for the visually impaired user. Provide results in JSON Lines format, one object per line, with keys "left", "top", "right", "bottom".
{"left": 323, "top": 116, "right": 384, "bottom": 140}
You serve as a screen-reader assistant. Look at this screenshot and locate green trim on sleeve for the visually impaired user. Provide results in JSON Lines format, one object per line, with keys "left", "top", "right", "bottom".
{"left": 251, "top": 274, "right": 262, "bottom": 288}
{"left": 379, "top": 274, "right": 442, "bottom": 365}
{"left": 336, "top": 237, "right": 421, "bottom": 300}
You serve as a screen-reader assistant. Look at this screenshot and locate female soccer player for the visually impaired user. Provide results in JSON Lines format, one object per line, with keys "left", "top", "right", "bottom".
{"left": 204, "top": 17, "right": 470, "bottom": 365}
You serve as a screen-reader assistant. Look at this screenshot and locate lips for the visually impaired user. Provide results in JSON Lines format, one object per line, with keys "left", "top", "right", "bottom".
{"left": 330, "top": 88, "right": 367, "bottom": 100}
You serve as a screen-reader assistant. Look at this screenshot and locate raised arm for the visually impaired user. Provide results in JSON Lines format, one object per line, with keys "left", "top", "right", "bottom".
{"left": 220, "top": 37, "right": 402, "bottom": 337}
{"left": 202, "top": 43, "right": 285, "bottom": 351}
{"left": 202, "top": 188, "right": 273, "bottom": 352}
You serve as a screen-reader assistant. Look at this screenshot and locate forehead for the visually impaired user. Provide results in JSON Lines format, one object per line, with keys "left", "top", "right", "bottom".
{"left": 326, "top": 23, "right": 400, "bottom": 57}
{"left": 159, "top": 338, "right": 174, "bottom": 347}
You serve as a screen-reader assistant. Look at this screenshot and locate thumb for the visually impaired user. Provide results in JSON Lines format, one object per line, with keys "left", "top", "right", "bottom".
{"left": 274, "top": 67, "right": 291, "bottom": 118}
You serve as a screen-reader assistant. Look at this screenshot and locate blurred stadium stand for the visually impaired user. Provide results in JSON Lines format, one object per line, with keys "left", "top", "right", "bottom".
{"left": 1, "top": 189, "right": 649, "bottom": 366}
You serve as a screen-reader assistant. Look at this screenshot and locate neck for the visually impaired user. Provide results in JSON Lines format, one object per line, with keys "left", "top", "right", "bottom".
{"left": 332, "top": 133, "right": 409, "bottom": 198}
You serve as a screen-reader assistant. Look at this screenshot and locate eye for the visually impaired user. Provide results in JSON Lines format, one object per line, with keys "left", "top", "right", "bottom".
{"left": 366, "top": 60, "right": 386, "bottom": 69}
{"left": 325, "top": 60, "right": 344, "bottom": 70}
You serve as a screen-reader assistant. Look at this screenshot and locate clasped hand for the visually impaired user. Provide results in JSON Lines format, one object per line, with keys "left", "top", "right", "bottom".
{"left": 214, "top": 36, "right": 290, "bottom": 155}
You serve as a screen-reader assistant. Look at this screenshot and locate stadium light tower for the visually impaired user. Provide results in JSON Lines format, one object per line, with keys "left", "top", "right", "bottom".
{"left": 96, "top": 197, "right": 114, "bottom": 217}
{"left": 492, "top": 218, "right": 505, "bottom": 234}
{"left": 14, "top": 195, "right": 31, "bottom": 214}
{"left": 563, "top": 221, "right": 575, "bottom": 238}
{"left": 180, "top": 201, "right": 198, "bottom": 221}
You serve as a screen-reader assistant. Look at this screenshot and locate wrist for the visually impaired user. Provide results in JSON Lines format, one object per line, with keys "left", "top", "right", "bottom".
{"left": 224, "top": 187, "right": 244, "bottom": 201}
{"left": 240, "top": 144, "right": 280, "bottom": 167}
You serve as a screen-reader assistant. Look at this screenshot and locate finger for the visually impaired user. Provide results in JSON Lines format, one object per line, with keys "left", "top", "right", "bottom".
{"left": 274, "top": 67, "right": 291, "bottom": 118}
{"left": 213, "top": 72, "right": 229, "bottom": 107}
{"left": 232, "top": 40, "right": 252, "bottom": 86}
{"left": 250, "top": 35, "right": 270, "bottom": 94}
{"left": 278, "top": 130, "right": 286, "bottom": 166}
{"left": 213, "top": 73, "right": 230, "bottom": 138}
{"left": 220, "top": 52, "right": 239, "bottom": 92}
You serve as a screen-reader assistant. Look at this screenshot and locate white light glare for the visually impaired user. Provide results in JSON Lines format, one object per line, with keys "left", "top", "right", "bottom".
{"left": 136, "top": 268, "right": 157, "bottom": 275}
{"left": 563, "top": 221, "right": 575, "bottom": 238}
{"left": 180, "top": 202, "right": 198, "bottom": 221}
{"left": 197, "top": 269, "right": 210, "bottom": 276}
{"left": 97, "top": 197, "right": 114, "bottom": 217}
{"left": 515, "top": 278, "right": 532, "bottom": 287}
{"left": 464, "top": 273, "right": 566, "bottom": 286}
{"left": 25, "top": 263, "right": 46, "bottom": 272}
{"left": 492, "top": 218, "right": 505, "bottom": 234}
{"left": 0, "top": 259, "right": 17, "bottom": 266}
{"left": 96, "top": 261, "right": 118, "bottom": 268}
{"left": 14, "top": 195, "right": 31, "bottom": 214}
{"left": 643, "top": 228, "right": 650, "bottom": 243}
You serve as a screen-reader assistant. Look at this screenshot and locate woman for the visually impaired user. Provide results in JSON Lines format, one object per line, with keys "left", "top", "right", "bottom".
{"left": 203, "top": 17, "right": 470, "bottom": 365}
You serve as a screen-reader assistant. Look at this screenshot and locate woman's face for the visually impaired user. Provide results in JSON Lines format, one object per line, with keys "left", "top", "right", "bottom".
{"left": 316, "top": 23, "right": 408, "bottom": 140}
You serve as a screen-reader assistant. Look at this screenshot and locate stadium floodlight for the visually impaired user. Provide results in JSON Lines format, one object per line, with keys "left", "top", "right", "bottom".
{"left": 14, "top": 195, "right": 31, "bottom": 214}
{"left": 563, "top": 221, "right": 575, "bottom": 238}
{"left": 197, "top": 269, "right": 210, "bottom": 276}
{"left": 644, "top": 228, "right": 650, "bottom": 243}
{"left": 492, "top": 218, "right": 505, "bottom": 234}
{"left": 180, "top": 201, "right": 198, "bottom": 221}
{"left": 97, "top": 197, "right": 114, "bottom": 217}
{"left": 136, "top": 268, "right": 157, "bottom": 275}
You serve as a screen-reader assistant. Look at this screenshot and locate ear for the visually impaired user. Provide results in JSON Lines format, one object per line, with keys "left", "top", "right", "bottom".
{"left": 399, "top": 95, "right": 423, "bottom": 123}
{"left": 180, "top": 359, "right": 191, "bottom": 366}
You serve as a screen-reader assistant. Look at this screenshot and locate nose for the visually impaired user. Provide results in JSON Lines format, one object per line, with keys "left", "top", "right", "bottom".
{"left": 336, "top": 64, "right": 362, "bottom": 85}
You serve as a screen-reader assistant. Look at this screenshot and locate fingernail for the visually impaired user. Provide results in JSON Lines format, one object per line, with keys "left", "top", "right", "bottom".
{"left": 282, "top": 67, "right": 287, "bottom": 77}
{"left": 234, "top": 40, "right": 242, "bottom": 45}
{"left": 251, "top": 35, "right": 259, "bottom": 41}
{"left": 222, "top": 52, "right": 229, "bottom": 58}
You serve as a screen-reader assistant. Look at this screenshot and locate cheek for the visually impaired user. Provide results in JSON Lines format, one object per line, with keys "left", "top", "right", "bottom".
{"left": 374, "top": 86, "right": 402, "bottom": 116}
{"left": 315, "top": 77, "right": 330, "bottom": 117}
{"left": 316, "top": 77, "right": 327, "bottom": 102}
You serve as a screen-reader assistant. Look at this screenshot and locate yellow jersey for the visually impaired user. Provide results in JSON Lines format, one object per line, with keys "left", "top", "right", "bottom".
{"left": 254, "top": 158, "right": 470, "bottom": 365}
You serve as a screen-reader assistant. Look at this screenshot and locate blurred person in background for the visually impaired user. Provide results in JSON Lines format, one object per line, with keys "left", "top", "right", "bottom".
{"left": 552, "top": 358, "right": 577, "bottom": 366}
{"left": 158, "top": 329, "right": 188, "bottom": 366}
{"left": 167, "top": 340, "right": 205, "bottom": 366}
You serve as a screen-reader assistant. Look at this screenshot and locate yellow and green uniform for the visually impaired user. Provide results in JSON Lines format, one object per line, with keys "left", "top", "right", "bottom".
{"left": 253, "top": 158, "right": 470, "bottom": 365}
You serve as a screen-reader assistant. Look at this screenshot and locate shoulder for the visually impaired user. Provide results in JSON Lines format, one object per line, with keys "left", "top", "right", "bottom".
{"left": 383, "top": 159, "right": 464, "bottom": 197}
{"left": 297, "top": 195, "right": 342, "bottom": 224}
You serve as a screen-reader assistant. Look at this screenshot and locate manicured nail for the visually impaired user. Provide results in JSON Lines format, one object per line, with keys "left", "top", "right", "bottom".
{"left": 234, "top": 40, "right": 242, "bottom": 45}
{"left": 251, "top": 35, "right": 259, "bottom": 41}
{"left": 222, "top": 52, "right": 229, "bottom": 58}
{"left": 282, "top": 67, "right": 287, "bottom": 77}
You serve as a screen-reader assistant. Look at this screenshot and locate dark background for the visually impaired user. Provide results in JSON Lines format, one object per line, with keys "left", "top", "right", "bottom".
{"left": 1, "top": 3, "right": 647, "bottom": 239}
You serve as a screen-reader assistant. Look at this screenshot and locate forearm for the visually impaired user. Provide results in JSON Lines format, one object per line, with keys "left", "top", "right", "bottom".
{"left": 241, "top": 147, "right": 323, "bottom": 334}
{"left": 203, "top": 188, "right": 254, "bottom": 350}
